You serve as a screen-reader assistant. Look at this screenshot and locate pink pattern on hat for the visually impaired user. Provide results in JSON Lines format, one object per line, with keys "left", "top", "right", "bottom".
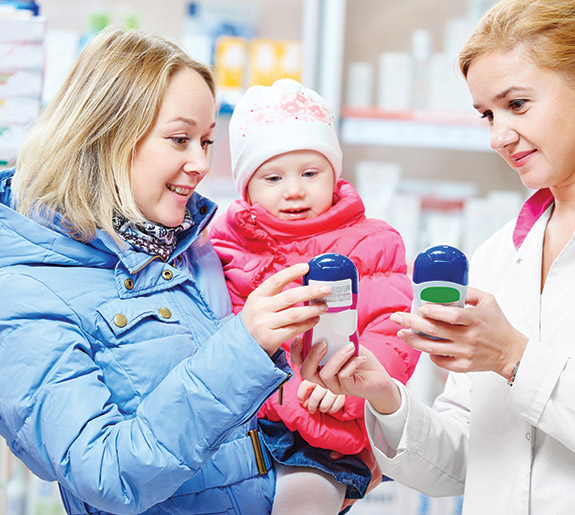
{"left": 229, "top": 79, "right": 343, "bottom": 198}
{"left": 238, "top": 90, "right": 334, "bottom": 137}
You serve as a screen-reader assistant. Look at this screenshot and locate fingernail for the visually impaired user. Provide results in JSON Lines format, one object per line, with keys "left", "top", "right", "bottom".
{"left": 344, "top": 342, "right": 355, "bottom": 354}
{"left": 418, "top": 306, "right": 429, "bottom": 316}
{"left": 298, "top": 263, "right": 309, "bottom": 273}
{"left": 318, "top": 303, "right": 328, "bottom": 312}
{"left": 390, "top": 313, "right": 403, "bottom": 324}
{"left": 313, "top": 341, "right": 327, "bottom": 354}
{"left": 319, "top": 285, "right": 331, "bottom": 294}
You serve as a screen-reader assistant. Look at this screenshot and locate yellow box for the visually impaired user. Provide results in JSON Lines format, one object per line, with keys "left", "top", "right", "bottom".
{"left": 214, "top": 36, "right": 248, "bottom": 90}
{"left": 248, "top": 39, "right": 302, "bottom": 87}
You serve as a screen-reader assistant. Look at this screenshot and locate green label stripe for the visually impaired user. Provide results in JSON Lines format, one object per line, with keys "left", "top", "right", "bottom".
{"left": 421, "top": 286, "right": 460, "bottom": 303}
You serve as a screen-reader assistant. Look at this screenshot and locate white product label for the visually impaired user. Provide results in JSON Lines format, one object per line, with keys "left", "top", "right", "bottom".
{"left": 309, "top": 278, "right": 352, "bottom": 308}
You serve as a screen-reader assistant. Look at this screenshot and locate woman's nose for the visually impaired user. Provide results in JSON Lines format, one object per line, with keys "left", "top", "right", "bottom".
{"left": 183, "top": 146, "right": 210, "bottom": 178}
{"left": 490, "top": 122, "right": 519, "bottom": 151}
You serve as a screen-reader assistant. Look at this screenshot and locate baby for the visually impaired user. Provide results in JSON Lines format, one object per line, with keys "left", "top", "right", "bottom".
{"left": 210, "top": 79, "right": 419, "bottom": 514}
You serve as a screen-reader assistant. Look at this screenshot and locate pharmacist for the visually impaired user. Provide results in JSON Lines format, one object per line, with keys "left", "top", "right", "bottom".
{"left": 296, "top": 0, "right": 575, "bottom": 513}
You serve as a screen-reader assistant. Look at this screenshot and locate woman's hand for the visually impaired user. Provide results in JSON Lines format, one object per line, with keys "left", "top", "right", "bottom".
{"left": 241, "top": 263, "right": 330, "bottom": 357}
{"left": 292, "top": 338, "right": 402, "bottom": 415}
{"left": 390, "top": 287, "right": 528, "bottom": 380}
{"left": 297, "top": 379, "right": 345, "bottom": 414}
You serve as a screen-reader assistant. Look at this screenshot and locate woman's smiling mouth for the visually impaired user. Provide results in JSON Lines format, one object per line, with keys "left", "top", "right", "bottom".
{"left": 510, "top": 150, "right": 536, "bottom": 167}
{"left": 167, "top": 184, "right": 192, "bottom": 196}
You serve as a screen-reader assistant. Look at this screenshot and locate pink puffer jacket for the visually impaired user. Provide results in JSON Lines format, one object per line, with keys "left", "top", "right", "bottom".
{"left": 209, "top": 179, "right": 419, "bottom": 454}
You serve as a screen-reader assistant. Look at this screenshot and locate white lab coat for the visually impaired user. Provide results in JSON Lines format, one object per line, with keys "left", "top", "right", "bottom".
{"left": 366, "top": 193, "right": 575, "bottom": 514}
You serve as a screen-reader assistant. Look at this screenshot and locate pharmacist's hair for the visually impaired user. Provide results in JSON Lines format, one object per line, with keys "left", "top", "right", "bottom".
{"left": 459, "top": 0, "right": 575, "bottom": 85}
{"left": 15, "top": 28, "right": 215, "bottom": 242}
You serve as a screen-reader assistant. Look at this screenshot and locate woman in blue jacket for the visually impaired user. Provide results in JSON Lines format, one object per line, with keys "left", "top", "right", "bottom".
{"left": 0, "top": 29, "right": 330, "bottom": 514}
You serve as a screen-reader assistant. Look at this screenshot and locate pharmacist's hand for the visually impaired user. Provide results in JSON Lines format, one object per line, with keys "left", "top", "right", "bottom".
{"left": 390, "top": 287, "right": 528, "bottom": 380}
{"left": 294, "top": 340, "right": 402, "bottom": 415}
{"left": 241, "top": 263, "right": 329, "bottom": 357}
{"left": 297, "top": 379, "right": 346, "bottom": 414}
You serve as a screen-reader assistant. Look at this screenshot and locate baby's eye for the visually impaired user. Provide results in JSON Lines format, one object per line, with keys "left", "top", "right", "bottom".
{"left": 302, "top": 170, "right": 318, "bottom": 178}
{"left": 265, "top": 175, "right": 281, "bottom": 183}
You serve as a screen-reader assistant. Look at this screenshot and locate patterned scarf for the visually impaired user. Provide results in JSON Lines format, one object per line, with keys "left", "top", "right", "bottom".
{"left": 113, "top": 210, "right": 194, "bottom": 261}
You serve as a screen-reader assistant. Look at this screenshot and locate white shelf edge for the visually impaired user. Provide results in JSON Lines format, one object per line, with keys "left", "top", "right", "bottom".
{"left": 340, "top": 116, "right": 493, "bottom": 152}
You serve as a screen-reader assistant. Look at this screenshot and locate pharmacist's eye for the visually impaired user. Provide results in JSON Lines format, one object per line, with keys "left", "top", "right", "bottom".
{"left": 201, "top": 139, "right": 214, "bottom": 150}
{"left": 509, "top": 99, "right": 528, "bottom": 112}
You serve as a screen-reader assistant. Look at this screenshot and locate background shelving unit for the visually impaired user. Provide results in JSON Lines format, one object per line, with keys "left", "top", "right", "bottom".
{"left": 340, "top": 108, "right": 491, "bottom": 152}
{"left": 1, "top": 1, "right": 528, "bottom": 514}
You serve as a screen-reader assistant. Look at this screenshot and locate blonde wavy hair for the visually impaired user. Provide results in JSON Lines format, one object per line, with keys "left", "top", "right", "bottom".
{"left": 15, "top": 28, "right": 215, "bottom": 242}
{"left": 459, "top": 0, "right": 575, "bottom": 86}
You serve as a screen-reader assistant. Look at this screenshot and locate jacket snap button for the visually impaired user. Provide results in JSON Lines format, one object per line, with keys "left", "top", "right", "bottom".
{"left": 124, "top": 278, "right": 134, "bottom": 290}
{"left": 158, "top": 307, "right": 172, "bottom": 319}
{"left": 114, "top": 314, "right": 128, "bottom": 327}
{"left": 199, "top": 205, "right": 208, "bottom": 215}
{"left": 162, "top": 269, "right": 173, "bottom": 280}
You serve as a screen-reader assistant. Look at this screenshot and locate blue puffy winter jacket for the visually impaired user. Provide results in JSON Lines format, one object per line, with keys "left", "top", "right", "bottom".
{"left": 0, "top": 168, "right": 290, "bottom": 514}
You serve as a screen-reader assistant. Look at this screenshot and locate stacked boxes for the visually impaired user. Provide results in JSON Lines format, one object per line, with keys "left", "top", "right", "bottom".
{"left": 0, "top": 12, "right": 45, "bottom": 167}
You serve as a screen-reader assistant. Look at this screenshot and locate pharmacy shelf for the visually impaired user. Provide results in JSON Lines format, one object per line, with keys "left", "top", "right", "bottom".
{"left": 339, "top": 108, "right": 492, "bottom": 152}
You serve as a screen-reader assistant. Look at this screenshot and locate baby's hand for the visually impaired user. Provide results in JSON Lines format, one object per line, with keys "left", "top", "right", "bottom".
{"left": 297, "top": 379, "right": 345, "bottom": 414}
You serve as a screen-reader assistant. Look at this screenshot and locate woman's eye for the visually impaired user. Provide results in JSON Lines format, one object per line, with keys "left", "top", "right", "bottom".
{"left": 509, "top": 99, "right": 527, "bottom": 111}
{"left": 201, "top": 139, "right": 214, "bottom": 150}
{"left": 480, "top": 110, "right": 493, "bottom": 122}
{"left": 171, "top": 136, "right": 189, "bottom": 145}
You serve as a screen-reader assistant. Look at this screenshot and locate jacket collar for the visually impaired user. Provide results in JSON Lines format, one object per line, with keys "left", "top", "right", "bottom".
{"left": 227, "top": 179, "right": 365, "bottom": 240}
{"left": 513, "top": 188, "right": 554, "bottom": 250}
{"left": 92, "top": 193, "right": 218, "bottom": 274}
{"left": 0, "top": 167, "right": 218, "bottom": 273}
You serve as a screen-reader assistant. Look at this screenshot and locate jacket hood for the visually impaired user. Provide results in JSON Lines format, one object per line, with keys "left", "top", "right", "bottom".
{"left": 0, "top": 168, "right": 217, "bottom": 272}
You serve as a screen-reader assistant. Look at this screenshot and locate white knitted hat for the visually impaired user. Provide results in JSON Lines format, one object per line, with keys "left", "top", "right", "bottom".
{"left": 229, "top": 78, "right": 343, "bottom": 198}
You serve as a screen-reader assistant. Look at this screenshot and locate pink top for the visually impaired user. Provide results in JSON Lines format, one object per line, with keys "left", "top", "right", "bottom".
{"left": 209, "top": 180, "right": 419, "bottom": 454}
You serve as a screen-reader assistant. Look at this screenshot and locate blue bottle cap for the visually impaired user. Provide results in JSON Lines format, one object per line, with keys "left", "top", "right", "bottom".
{"left": 304, "top": 253, "right": 359, "bottom": 293}
{"left": 413, "top": 245, "right": 469, "bottom": 285}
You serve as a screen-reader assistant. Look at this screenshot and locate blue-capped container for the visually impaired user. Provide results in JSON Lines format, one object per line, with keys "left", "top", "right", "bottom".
{"left": 412, "top": 245, "right": 469, "bottom": 338}
{"left": 302, "top": 253, "right": 359, "bottom": 366}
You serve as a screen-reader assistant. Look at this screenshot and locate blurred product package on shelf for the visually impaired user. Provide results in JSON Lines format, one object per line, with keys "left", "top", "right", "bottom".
{"left": 358, "top": 10, "right": 483, "bottom": 116}
{"left": 248, "top": 38, "right": 302, "bottom": 87}
{"left": 181, "top": 2, "right": 302, "bottom": 111}
{"left": 78, "top": 11, "right": 110, "bottom": 51}
{"left": 0, "top": 0, "right": 39, "bottom": 16}
{"left": 354, "top": 160, "right": 526, "bottom": 264}
{"left": 410, "top": 28, "right": 432, "bottom": 111}
{"left": 0, "top": 1, "right": 44, "bottom": 168}
{"left": 346, "top": 61, "right": 374, "bottom": 109}
{"left": 181, "top": 1, "right": 258, "bottom": 65}
{"left": 377, "top": 51, "right": 412, "bottom": 111}
{"left": 214, "top": 36, "right": 248, "bottom": 107}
